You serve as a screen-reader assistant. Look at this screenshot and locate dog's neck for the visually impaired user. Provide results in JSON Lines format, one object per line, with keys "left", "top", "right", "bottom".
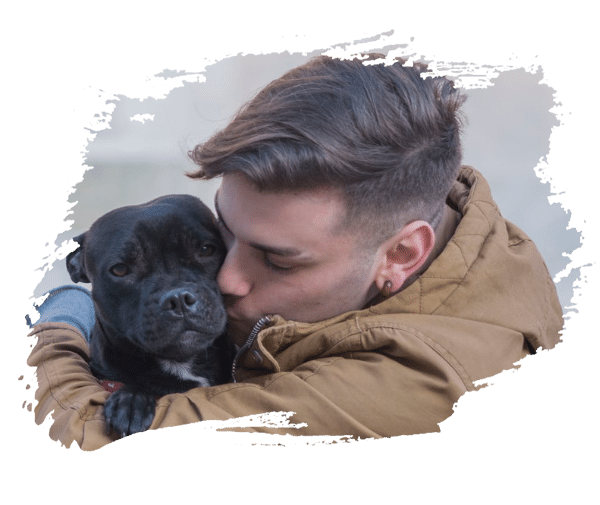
{"left": 88, "top": 319, "right": 146, "bottom": 380}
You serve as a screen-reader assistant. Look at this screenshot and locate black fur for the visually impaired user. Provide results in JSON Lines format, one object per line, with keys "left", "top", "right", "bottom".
{"left": 66, "top": 194, "right": 231, "bottom": 437}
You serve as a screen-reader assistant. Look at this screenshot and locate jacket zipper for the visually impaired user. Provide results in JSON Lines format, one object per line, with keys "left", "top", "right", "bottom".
{"left": 231, "top": 315, "right": 273, "bottom": 383}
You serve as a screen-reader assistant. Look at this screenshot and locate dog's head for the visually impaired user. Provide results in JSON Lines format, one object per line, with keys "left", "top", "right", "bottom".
{"left": 66, "top": 194, "right": 227, "bottom": 360}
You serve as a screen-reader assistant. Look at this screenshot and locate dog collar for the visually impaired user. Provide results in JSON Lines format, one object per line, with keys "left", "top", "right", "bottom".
{"left": 99, "top": 380, "right": 124, "bottom": 392}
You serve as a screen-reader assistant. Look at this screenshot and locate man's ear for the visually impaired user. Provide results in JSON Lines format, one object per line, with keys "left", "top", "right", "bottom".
{"left": 66, "top": 233, "right": 91, "bottom": 284}
{"left": 374, "top": 220, "right": 435, "bottom": 295}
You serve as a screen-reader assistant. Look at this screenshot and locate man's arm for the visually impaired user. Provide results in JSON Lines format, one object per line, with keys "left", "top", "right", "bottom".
{"left": 28, "top": 320, "right": 467, "bottom": 450}
{"left": 27, "top": 323, "right": 117, "bottom": 450}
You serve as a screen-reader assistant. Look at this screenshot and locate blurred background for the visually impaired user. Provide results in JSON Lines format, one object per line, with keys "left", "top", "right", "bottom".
{"left": 35, "top": 51, "right": 580, "bottom": 310}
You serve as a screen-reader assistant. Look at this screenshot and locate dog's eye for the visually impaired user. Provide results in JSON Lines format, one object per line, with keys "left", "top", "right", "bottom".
{"left": 110, "top": 263, "right": 130, "bottom": 277}
{"left": 196, "top": 244, "right": 215, "bottom": 258}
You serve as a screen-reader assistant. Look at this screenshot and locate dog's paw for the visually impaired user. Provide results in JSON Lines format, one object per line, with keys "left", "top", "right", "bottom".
{"left": 103, "top": 388, "right": 156, "bottom": 437}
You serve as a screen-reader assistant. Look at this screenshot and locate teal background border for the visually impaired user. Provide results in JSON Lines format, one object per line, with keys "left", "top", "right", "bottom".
{"left": 1, "top": 1, "right": 598, "bottom": 503}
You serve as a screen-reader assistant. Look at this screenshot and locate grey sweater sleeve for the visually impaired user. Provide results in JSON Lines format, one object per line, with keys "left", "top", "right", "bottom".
{"left": 27, "top": 285, "right": 95, "bottom": 343}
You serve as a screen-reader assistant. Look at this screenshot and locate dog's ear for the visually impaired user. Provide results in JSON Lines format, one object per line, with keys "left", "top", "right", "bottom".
{"left": 66, "top": 233, "right": 91, "bottom": 284}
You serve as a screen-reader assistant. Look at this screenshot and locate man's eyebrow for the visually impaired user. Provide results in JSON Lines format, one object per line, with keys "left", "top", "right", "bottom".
{"left": 214, "top": 190, "right": 303, "bottom": 258}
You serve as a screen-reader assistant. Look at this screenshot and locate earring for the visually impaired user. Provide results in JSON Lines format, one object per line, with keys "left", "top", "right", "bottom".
{"left": 382, "top": 280, "right": 393, "bottom": 297}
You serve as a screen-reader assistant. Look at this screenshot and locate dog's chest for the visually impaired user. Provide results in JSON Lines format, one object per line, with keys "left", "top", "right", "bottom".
{"left": 157, "top": 358, "right": 213, "bottom": 387}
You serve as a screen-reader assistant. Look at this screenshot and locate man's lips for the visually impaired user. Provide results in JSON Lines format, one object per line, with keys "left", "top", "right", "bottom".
{"left": 223, "top": 296, "right": 243, "bottom": 319}
{"left": 226, "top": 307, "right": 248, "bottom": 322}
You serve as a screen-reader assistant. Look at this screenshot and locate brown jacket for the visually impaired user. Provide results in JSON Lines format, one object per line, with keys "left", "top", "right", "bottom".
{"left": 27, "top": 167, "right": 563, "bottom": 450}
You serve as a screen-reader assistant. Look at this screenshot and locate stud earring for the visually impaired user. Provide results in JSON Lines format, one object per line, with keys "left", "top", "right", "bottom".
{"left": 382, "top": 280, "right": 393, "bottom": 297}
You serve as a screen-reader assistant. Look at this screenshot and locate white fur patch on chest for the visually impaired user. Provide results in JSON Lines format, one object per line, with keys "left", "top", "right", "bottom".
{"left": 158, "top": 358, "right": 212, "bottom": 387}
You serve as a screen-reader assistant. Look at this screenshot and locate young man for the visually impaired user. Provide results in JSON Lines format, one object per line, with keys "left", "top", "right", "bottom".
{"left": 28, "top": 54, "right": 563, "bottom": 450}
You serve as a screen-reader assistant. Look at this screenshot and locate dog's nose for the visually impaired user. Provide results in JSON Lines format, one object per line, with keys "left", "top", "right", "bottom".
{"left": 160, "top": 289, "right": 198, "bottom": 315}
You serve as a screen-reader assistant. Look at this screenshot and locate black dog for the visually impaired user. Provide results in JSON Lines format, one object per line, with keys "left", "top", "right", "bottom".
{"left": 66, "top": 194, "right": 231, "bottom": 437}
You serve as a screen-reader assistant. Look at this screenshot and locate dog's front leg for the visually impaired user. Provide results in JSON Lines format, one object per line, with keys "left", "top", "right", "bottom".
{"left": 103, "top": 387, "right": 156, "bottom": 437}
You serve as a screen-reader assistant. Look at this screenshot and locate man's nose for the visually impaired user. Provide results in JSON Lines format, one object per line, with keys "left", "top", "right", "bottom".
{"left": 217, "top": 246, "right": 252, "bottom": 297}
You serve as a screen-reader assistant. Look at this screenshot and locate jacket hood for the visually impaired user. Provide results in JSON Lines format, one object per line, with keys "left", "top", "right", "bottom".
{"left": 368, "top": 166, "right": 563, "bottom": 352}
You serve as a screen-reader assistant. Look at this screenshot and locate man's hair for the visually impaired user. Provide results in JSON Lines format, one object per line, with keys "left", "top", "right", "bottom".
{"left": 188, "top": 54, "right": 466, "bottom": 248}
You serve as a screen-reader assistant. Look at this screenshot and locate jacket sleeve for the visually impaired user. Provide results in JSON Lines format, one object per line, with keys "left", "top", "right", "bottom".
{"left": 27, "top": 323, "right": 117, "bottom": 450}
{"left": 28, "top": 322, "right": 467, "bottom": 450}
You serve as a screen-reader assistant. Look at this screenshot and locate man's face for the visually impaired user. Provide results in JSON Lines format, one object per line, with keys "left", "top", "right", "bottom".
{"left": 214, "top": 174, "right": 380, "bottom": 345}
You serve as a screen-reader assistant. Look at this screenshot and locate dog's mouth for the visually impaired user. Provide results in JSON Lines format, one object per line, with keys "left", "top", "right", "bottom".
{"left": 138, "top": 326, "right": 222, "bottom": 359}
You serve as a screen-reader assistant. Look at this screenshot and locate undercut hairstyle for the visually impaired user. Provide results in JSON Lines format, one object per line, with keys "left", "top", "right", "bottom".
{"left": 188, "top": 53, "right": 466, "bottom": 249}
